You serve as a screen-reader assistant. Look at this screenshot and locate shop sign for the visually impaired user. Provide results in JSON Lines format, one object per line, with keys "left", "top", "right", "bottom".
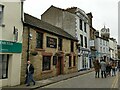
{"left": 47, "top": 36, "right": 57, "bottom": 48}
{"left": 0, "top": 40, "right": 22, "bottom": 53}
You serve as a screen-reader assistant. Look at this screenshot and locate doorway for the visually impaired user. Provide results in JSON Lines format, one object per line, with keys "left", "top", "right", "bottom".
{"left": 57, "top": 57, "right": 63, "bottom": 75}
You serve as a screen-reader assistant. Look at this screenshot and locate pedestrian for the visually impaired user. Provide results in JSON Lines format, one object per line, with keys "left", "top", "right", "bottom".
{"left": 93, "top": 59, "right": 101, "bottom": 78}
{"left": 26, "top": 60, "right": 35, "bottom": 86}
{"left": 100, "top": 59, "right": 107, "bottom": 78}
{"left": 106, "top": 62, "right": 111, "bottom": 76}
{"left": 111, "top": 61, "right": 116, "bottom": 76}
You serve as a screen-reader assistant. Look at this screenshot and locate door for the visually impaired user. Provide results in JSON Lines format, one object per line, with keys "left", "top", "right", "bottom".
{"left": 57, "top": 57, "right": 63, "bottom": 75}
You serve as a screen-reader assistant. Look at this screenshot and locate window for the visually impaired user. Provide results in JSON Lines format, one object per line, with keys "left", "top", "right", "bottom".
{"left": 84, "top": 22, "right": 86, "bottom": 32}
{"left": 0, "top": 5, "right": 3, "bottom": 25}
{"left": 69, "top": 56, "right": 72, "bottom": 67}
{"left": 58, "top": 38, "right": 62, "bottom": 51}
{"left": 84, "top": 37, "right": 87, "bottom": 48}
{"left": 71, "top": 41, "right": 74, "bottom": 52}
{"left": 73, "top": 56, "right": 76, "bottom": 66}
{"left": 80, "top": 35, "right": 83, "bottom": 47}
{"left": 36, "top": 32, "right": 43, "bottom": 48}
{"left": 42, "top": 56, "right": 51, "bottom": 71}
{"left": 0, "top": 54, "right": 9, "bottom": 79}
{"left": 79, "top": 19, "right": 82, "bottom": 30}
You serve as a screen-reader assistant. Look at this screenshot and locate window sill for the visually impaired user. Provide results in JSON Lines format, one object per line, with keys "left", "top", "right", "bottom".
{"left": 35, "top": 48, "right": 45, "bottom": 52}
{"left": 41, "top": 70, "right": 53, "bottom": 74}
{"left": 68, "top": 66, "right": 76, "bottom": 69}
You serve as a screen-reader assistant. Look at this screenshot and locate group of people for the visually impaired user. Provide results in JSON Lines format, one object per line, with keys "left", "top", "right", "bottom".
{"left": 93, "top": 58, "right": 117, "bottom": 78}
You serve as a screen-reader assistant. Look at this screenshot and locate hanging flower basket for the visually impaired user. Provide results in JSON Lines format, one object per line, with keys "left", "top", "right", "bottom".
{"left": 30, "top": 51, "right": 38, "bottom": 56}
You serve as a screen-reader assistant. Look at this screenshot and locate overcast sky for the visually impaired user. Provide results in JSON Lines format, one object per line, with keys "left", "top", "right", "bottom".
{"left": 24, "top": 0, "right": 119, "bottom": 43}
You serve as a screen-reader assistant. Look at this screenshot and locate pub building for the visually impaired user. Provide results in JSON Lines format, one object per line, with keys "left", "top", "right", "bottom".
{"left": 20, "top": 13, "right": 78, "bottom": 83}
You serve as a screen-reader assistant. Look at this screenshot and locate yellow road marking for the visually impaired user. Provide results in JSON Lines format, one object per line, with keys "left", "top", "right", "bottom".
{"left": 111, "top": 74, "right": 118, "bottom": 88}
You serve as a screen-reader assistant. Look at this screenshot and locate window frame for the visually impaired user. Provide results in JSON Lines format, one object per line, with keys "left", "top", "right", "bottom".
{"left": 0, "top": 5, "right": 4, "bottom": 26}
{"left": 69, "top": 56, "right": 72, "bottom": 67}
{"left": 42, "top": 56, "right": 51, "bottom": 71}
{"left": 36, "top": 31, "right": 43, "bottom": 49}
{"left": 0, "top": 54, "right": 9, "bottom": 79}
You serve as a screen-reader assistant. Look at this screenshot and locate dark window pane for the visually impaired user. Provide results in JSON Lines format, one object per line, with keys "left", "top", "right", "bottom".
{"left": 42, "top": 56, "right": 51, "bottom": 71}
{"left": 73, "top": 56, "right": 76, "bottom": 66}
{"left": 36, "top": 32, "right": 43, "bottom": 48}
{"left": 0, "top": 54, "right": 9, "bottom": 79}
{"left": 69, "top": 56, "right": 71, "bottom": 67}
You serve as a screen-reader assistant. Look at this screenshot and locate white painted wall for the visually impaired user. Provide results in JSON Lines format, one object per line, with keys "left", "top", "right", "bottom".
{"left": 0, "top": 1, "right": 23, "bottom": 87}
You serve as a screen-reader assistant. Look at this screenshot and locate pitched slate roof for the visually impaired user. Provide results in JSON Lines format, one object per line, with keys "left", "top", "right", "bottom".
{"left": 24, "top": 13, "right": 77, "bottom": 41}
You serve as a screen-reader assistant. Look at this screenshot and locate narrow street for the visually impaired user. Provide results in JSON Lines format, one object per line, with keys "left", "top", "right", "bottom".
{"left": 41, "top": 71, "right": 118, "bottom": 88}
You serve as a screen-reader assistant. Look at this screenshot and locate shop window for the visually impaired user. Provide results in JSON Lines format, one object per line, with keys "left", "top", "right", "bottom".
{"left": 0, "top": 54, "right": 9, "bottom": 79}
{"left": 69, "top": 56, "right": 72, "bottom": 67}
{"left": 36, "top": 32, "right": 43, "bottom": 48}
{"left": 73, "top": 56, "right": 76, "bottom": 66}
{"left": 42, "top": 56, "right": 51, "bottom": 71}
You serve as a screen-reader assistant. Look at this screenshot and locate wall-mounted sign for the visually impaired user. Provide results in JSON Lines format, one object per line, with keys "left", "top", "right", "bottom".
{"left": 47, "top": 36, "right": 57, "bottom": 48}
{"left": 53, "top": 56, "right": 57, "bottom": 65}
{"left": 0, "top": 40, "right": 22, "bottom": 53}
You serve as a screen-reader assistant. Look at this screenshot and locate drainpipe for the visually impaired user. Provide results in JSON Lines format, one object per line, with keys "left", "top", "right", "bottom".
{"left": 27, "top": 27, "right": 30, "bottom": 61}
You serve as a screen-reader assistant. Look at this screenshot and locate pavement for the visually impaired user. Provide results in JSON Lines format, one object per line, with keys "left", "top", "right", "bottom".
{"left": 2, "top": 69, "right": 94, "bottom": 90}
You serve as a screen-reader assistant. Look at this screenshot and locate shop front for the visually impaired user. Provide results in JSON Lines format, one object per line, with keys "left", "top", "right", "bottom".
{"left": 0, "top": 40, "right": 22, "bottom": 87}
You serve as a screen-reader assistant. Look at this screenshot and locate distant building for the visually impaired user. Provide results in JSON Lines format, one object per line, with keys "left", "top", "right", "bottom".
{"left": 20, "top": 13, "right": 78, "bottom": 83}
{"left": 95, "top": 36, "right": 109, "bottom": 61}
{"left": 109, "top": 38, "right": 118, "bottom": 60}
{"left": 0, "top": 1, "right": 23, "bottom": 87}
{"left": 41, "top": 5, "right": 90, "bottom": 71}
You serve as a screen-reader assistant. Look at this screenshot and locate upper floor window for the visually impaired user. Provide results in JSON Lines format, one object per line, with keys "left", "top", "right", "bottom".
{"left": 0, "top": 5, "right": 3, "bottom": 25}
{"left": 79, "top": 19, "right": 82, "bottom": 30}
{"left": 84, "top": 36, "right": 87, "bottom": 48}
{"left": 84, "top": 22, "right": 86, "bottom": 32}
{"left": 58, "top": 38, "right": 62, "bottom": 51}
{"left": 80, "top": 35, "right": 83, "bottom": 47}
{"left": 71, "top": 41, "right": 74, "bottom": 52}
{"left": 36, "top": 32, "right": 43, "bottom": 48}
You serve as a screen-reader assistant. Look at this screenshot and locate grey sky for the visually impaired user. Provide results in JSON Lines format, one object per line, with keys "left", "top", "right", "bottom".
{"left": 24, "top": 0, "right": 119, "bottom": 43}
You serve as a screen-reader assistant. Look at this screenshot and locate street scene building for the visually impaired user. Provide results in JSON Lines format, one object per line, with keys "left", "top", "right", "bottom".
{"left": 0, "top": 0, "right": 119, "bottom": 88}
{"left": 41, "top": 5, "right": 90, "bottom": 71}
{"left": 0, "top": 1, "right": 23, "bottom": 87}
{"left": 20, "top": 13, "right": 78, "bottom": 84}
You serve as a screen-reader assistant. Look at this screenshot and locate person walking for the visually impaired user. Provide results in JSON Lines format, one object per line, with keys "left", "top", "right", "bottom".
{"left": 100, "top": 59, "right": 107, "bottom": 78}
{"left": 26, "top": 60, "right": 35, "bottom": 86}
{"left": 93, "top": 59, "right": 101, "bottom": 78}
{"left": 111, "top": 61, "right": 116, "bottom": 76}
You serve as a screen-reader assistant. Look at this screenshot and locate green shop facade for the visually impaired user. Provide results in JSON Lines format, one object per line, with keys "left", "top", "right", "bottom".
{"left": 0, "top": 40, "right": 22, "bottom": 87}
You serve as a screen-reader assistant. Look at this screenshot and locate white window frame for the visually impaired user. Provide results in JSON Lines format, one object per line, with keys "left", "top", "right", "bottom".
{"left": 0, "top": 5, "right": 3, "bottom": 26}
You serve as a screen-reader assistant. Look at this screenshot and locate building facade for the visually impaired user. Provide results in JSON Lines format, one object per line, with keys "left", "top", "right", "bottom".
{"left": 109, "top": 38, "right": 118, "bottom": 60}
{"left": 95, "top": 36, "right": 109, "bottom": 61}
{"left": 20, "top": 13, "right": 78, "bottom": 83}
{"left": 87, "top": 12, "right": 97, "bottom": 67}
{"left": 41, "top": 6, "right": 90, "bottom": 71}
{"left": 0, "top": 1, "right": 23, "bottom": 87}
